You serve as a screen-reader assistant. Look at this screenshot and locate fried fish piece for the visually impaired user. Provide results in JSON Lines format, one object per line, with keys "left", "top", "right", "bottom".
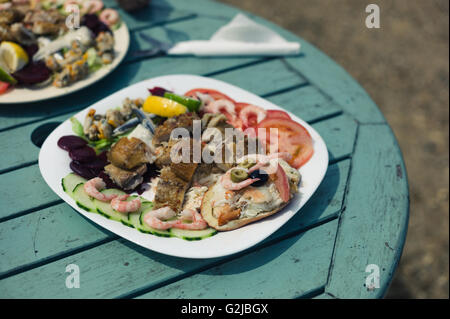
{"left": 153, "top": 112, "right": 199, "bottom": 146}
{"left": 153, "top": 167, "right": 189, "bottom": 212}
{"left": 108, "top": 137, "right": 152, "bottom": 170}
{"left": 104, "top": 163, "right": 147, "bottom": 191}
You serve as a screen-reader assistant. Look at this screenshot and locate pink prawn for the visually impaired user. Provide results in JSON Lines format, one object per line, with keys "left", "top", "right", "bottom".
{"left": 84, "top": 177, "right": 117, "bottom": 202}
{"left": 110, "top": 195, "right": 141, "bottom": 213}
{"left": 220, "top": 168, "right": 260, "bottom": 191}
{"left": 99, "top": 8, "right": 119, "bottom": 26}
{"left": 143, "top": 207, "right": 179, "bottom": 230}
{"left": 204, "top": 99, "right": 237, "bottom": 121}
{"left": 173, "top": 209, "right": 208, "bottom": 230}
{"left": 239, "top": 104, "right": 267, "bottom": 127}
{"left": 195, "top": 92, "right": 215, "bottom": 108}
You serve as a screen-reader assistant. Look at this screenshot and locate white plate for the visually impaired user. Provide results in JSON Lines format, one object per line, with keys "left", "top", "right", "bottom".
{"left": 0, "top": 23, "right": 129, "bottom": 104}
{"left": 39, "top": 74, "right": 329, "bottom": 259}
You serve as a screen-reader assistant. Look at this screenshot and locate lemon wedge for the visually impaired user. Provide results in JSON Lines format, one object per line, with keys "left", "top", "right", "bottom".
{"left": 0, "top": 41, "right": 29, "bottom": 73}
{"left": 142, "top": 96, "right": 187, "bottom": 117}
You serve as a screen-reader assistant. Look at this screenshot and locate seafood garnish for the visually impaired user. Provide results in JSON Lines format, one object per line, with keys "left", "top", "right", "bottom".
{"left": 59, "top": 85, "right": 312, "bottom": 240}
{"left": 33, "top": 26, "right": 93, "bottom": 61}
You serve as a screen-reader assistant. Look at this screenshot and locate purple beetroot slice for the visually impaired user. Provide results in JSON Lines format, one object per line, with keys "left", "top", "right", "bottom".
{"left": 70, "top": 161, "right": 97, "bottom": 180}
{"left": 12, "top": 61, "right": 51, "bottom": 85}
{"left": 58, "top": 135, "right": 88, "bottom": 151}
{"left": 83, "top": 157, "right": 107, "bottom": 170}
{"left": 69, "top": 146, "right": 96, "bottom": 163}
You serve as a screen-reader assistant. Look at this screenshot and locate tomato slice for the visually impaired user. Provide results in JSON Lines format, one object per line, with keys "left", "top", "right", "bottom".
{"left": 0, "top": 81, "right": 10, "bottom": 95}
{"left": 184, "top": 88, "right": 236, "bottom": 103}
{"left": 256, "top": 118, "right": 314, "bottom": 168}
{"left": 266, "top": 110, "right": 291, "bottom": 120}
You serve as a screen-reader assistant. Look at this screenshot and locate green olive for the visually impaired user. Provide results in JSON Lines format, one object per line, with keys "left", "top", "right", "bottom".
{"left": 239, "top": 158, "right": 256, "bottom": 169}
{"left": 230, "top": 168, "right": 249, "bottom": 183}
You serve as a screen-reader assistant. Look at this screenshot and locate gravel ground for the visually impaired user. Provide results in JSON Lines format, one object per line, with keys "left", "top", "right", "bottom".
{"left": 219, "top": 0, "right": 449, "bottom": 298}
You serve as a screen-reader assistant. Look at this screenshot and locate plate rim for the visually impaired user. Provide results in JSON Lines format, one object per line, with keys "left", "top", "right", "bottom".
{"left": 38, "top": 74, "right": 329, "bottom": 259}
{"left": 0, "top": 22, "right": 130, "bottom": 105}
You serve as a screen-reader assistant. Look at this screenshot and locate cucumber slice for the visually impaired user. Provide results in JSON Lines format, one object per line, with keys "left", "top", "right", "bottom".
{"left": 138, "top": 207, "right": 172, "bottom": 237}
{"left": 170, "top": 228, "right": 217, "bottom": 241}
{"left": 62, "top": 173, "right": 87, "bottom": 197}
{"left": 128, "top": 200, "right": 153, "bottom": 229}
{"left": 93, "top": 189, "right": 128, "bottom": 224}
{"left": 72, "top": 183, "right": 96, "bottom": 212}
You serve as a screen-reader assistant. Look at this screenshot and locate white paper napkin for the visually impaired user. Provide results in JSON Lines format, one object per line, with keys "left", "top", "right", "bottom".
{"left": 167, "top": 14, "right": 301, "bottom": 57}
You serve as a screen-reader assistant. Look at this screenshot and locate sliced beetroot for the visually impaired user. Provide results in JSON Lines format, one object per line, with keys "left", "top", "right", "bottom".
{"left": 24, "top": 44, "right": 39, "bottom": 59}
{"left": 70, "top": 161, "right": 97, "bottom": 180}
{"left": 58, "top": 135, "right": 87, "bottom": 151}
{"left": 84, "top": 156, "right": 108, "bottom": 170}
{"left": 69, "top": 146, "right": 96, "bottom": 163}
{"left": 13, "top": 61, "right": 51, "bottom": 85}
{"left": 97, "top": 150, "right": 108, "bottom": 162}
{"left": 81, "top": 13, "right": 111, "bottom": 36}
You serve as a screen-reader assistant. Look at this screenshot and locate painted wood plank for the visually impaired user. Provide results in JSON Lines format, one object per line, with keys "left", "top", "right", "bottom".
{"left": 313, "top": 114, "right": 358, "bottom": 162}
{"left": 0, "top": 218, "right": 338, "bottom": 299}
{"left": 313, "top": 292, "right": 336, "bottom": 299}
{"left": 266, "top": 85, "right": 342, "bottom": 123}
{"left": 324, "top": 124, "right": 409, "bottom": 298}
{"left": 0, "top": 58, "right": 306, "bottom": 171}
{"left": 0, "top": 165, "right": 60, "bottom": 221}
{"left": 247, "top": 23, "right": 385, "bottom": 123}
{"left": 0, "top": 113, "right": 353, "bottom": 220}
{"left": 0, "top": 203, "right": 114, "bottom": 277}
{"left": 137, "top": 220, "right": 338, "bottom": 299}
{"left": 0, "top": 158, "right": 350, "bottom": 278}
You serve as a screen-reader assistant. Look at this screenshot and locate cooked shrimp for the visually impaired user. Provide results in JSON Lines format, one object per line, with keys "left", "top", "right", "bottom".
{"left": 174, "top": 209, "right": 208, "bottom": 230}
{"left": 84, "top": 177, "right": 117, "bottom": 202}
{"left": 195, "top": 92, "right": 215, "bottom": 108}
{"left": 220, "top": 169, "right": 260, "bottom": 191}
{"left": 99, "top": 8, "right": 119, "bottom": 26}
{"left": 204, "top": 99, "right": 237, "bottom": 120}
{"left": 143, "top": 207, "right": 179, "bottom": 230}
{"left": 111, "top": 195, "right": 141, "bottom": 213}
{"left": 239, "top": 105, "right": 267, "bottom": 127}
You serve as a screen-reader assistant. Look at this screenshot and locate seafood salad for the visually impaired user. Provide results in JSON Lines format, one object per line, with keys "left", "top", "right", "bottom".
{"left": 0, "top": 0, "right": 121, "bottom": 95}
{"left": 59, "top": 85, "right": 314, "bottom": 241}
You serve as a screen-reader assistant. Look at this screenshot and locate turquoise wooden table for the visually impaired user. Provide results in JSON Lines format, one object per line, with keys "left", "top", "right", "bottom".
{"left": 0, "top": 0, "right": 409, "bottom": 299}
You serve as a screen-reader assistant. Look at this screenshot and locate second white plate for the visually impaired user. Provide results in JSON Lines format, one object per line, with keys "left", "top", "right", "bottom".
{"left": 0, "top": 22, "right": 130, "bottom": 104}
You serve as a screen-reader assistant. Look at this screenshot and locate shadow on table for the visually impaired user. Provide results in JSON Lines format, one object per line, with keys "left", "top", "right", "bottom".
{"left": 117, "top": 153, "right": 340, "bottom": 278}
